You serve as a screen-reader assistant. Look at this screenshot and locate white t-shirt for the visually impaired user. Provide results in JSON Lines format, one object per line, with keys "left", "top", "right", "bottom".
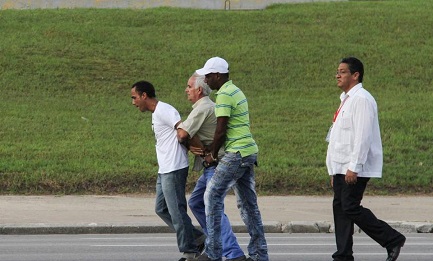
{"left": 152, "top": 101, "right": 188, "bottom": 174}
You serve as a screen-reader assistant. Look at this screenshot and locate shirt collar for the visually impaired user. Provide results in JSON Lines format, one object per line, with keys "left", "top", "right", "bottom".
{"left": 340, "top": 83, "right": 363, "bottom": 101}
{"left": 216, "top": 80, "right": 233, "bottom": 95}
{"left": 192, "top": 96, "right": 211, "bottom": 109}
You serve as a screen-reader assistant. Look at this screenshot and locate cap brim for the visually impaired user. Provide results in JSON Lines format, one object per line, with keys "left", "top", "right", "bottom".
{"left": 195, "top": 68, "right": 209, "bottom": 76}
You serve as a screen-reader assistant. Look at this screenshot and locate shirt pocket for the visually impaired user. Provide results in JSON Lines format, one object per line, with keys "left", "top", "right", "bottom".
{"left": 339, "top": 114, "right": 352, "bottom": 144}
{"left": 333, "top": 115, "right": 352, "bottom": 163}
{"left": 333, "top": 141, "right": 351, "bottom": 163}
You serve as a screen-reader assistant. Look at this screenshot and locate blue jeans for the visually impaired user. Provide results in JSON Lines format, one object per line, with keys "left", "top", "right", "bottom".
{"left": 204, "top": 152, "right": 269, "bottom": 261}
{"left": 189, "top": 166, "right": 245, "bottom": 259}
{"left": 155, "top": 167, "right": 204, "bottom": 253}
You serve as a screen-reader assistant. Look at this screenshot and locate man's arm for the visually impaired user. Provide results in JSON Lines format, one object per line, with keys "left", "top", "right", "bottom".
{"left": 175, "top": 121, "right": 190, "bottom": 148}
{"left": 188, "top": 136, "right": 205, "bottom": 156}
{"left": 204, "top": 116, "right": 228, "bottom": 163}
{"left": 345, "top": 97, "right": 375, "bottom": 184}
{"left": 176, "top": 127, "right": 189, "bottom": 144}
{"left": 176, "top": 123, "right": 205, "bottom": 152}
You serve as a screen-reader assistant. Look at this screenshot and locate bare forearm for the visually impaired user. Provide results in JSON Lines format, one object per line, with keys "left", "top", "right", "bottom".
{"left": 208, "top": 117, "right": 228, "bottom": 156}
{"left": 209, "top": 132, "right": 225, "bottom": 157}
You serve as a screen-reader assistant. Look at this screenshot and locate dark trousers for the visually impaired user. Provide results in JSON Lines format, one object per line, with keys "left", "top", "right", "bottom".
{"left": 332, "top": 174, "right": 405, "bottom": 261}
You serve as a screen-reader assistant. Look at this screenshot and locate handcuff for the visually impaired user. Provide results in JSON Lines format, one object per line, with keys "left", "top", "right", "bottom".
{"left": 202, "top": 152, "right": 218, "bottom": 168}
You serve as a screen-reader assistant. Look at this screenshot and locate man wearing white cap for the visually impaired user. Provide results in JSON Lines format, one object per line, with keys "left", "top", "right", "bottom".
{"left": 195, "top": 57, "right": 269, "bottom": 261}
{"left": 176, "top": 72, "right": 248, "bottom": 261}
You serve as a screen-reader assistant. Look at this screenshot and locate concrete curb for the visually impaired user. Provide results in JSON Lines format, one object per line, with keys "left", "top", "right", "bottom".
{"left": 0, "top": 0, "right": 348, "bottom": 11}
{"left": 1, "top": 221, "right": 432, "bottom": 235}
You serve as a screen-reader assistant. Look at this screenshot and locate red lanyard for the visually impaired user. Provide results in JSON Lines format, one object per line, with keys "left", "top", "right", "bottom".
{"left": 333, "top": 96, "right": 349, "bottom": 122}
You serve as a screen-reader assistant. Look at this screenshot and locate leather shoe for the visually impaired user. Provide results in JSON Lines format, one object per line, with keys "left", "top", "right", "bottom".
{"left": 226, "top": 255, "right": 250, "bottom": 261}
{"left": 386, "top": 238, "right": 406, "bottom": 261}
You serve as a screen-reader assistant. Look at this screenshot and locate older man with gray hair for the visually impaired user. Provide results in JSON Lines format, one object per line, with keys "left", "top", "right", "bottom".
{"left": 176, "top": 73, "right": 249, "bottom": 261}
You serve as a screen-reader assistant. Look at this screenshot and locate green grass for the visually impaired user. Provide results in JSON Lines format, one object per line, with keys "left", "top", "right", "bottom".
{"left": 0, "top": 0, "right": 432, "bottom": 195}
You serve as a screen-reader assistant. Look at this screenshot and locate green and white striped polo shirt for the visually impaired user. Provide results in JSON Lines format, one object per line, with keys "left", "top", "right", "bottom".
{"left": 215, "top": 80, "right": 258, "bottom": 157}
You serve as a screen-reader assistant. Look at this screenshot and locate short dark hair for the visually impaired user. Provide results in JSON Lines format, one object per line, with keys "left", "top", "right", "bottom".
{"left": 340, "top": 57, "right": 364, "bottom": 83}
{"left": 132, "top": 81, "right": 156, "bottom": 98}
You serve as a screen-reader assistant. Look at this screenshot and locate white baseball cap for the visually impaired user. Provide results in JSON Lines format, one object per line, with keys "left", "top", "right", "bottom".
{"left": 196, "top": 57, "right": 229, "bottom": 75}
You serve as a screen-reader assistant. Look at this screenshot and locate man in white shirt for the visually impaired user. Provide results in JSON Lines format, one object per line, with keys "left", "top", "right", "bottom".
{"left": 130, "top": 81, "right": 205, "bottom": 261}
{"left": 326, "top": 57, "right": 406, "bottom": 261}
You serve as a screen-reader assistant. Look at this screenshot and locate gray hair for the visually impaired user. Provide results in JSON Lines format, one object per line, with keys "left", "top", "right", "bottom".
{"left": 191, "top": 72, "right": 212, "bottom": 96}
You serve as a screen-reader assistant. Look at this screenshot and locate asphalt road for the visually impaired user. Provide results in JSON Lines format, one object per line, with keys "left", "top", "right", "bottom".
{"left": 1, "top": 233, "right": 432, "bottom": 261}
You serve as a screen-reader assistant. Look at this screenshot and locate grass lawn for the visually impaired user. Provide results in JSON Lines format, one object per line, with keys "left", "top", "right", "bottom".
{"left": 0, "top": 0, "right": 432, "bottom": 195}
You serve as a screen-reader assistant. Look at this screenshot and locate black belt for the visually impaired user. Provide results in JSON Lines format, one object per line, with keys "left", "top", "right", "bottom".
{"left": 202, "top": 161, "right": 218, "bottom": 168}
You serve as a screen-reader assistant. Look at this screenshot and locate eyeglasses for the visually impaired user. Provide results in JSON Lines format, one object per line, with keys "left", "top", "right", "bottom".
{"left": 335, "top": 70, "right": 353, "bottom": 76}
{"left": 336, "top": 70, "right": 352, "bottom": 76}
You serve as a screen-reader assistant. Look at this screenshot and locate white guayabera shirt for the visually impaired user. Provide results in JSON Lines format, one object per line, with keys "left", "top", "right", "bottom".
{"left": 326, "top": 83, "right": 383, "bottom": 178}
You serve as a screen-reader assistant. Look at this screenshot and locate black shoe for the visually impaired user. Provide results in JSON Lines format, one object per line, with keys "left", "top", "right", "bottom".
{"left": 197, "top": 241, "right": 205, "bottom": 255}
{"left": 180, "top": 252, "right": 210, "bottom": 261}
{"left": 195, "top": 234, "right": 206, "bottom": 255}
{"left": 226, "top": 255, "right": 256, "bottom": 261}
{"left": 386, "top": 238, "right": 406, "bottom": 261}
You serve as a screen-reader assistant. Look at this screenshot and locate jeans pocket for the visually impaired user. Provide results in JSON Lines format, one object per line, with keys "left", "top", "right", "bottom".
{"left": 240, "top": 153, "right": 257, "bottom": 167}
{"left": 217, "top": 153, "right": 242, "bottom": 179}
